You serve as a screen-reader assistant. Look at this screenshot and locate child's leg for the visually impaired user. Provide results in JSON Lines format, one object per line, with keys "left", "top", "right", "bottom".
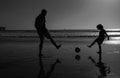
{"left": 97, "top": 43, "right": 102, "bottom": 52}
{"left": 88, "top": 39, "right": 97, "bottom": 48}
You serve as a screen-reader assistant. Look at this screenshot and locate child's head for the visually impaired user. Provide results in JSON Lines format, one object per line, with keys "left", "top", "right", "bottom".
{"left": 97, "top": 24, "right": 104, "bottom": 30}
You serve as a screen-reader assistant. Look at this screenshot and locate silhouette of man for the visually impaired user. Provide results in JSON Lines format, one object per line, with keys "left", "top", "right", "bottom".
{"left": 35, "top": 9, "right": 61, "bottom": 56}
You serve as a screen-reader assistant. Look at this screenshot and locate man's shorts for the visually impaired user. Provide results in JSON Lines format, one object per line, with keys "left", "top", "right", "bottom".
{"left": 37, "top": 30, "right": 51, "bottom": 39}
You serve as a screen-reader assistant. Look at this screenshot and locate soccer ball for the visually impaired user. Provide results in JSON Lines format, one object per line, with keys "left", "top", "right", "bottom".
{"left": 75, "top": 47, "right": 81, "bottom": 53}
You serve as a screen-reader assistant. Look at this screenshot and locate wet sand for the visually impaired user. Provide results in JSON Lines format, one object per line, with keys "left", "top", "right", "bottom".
{"left": 0, "top": 38, "right": 120, "bottom": 78}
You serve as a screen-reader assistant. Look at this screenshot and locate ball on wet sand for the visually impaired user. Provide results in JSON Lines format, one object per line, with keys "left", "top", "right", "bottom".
{"left": 75, "top": 47, "right": 81, "bottom": 53}
{"left": 75, "top": 55, "right": 81, "bottom": 61}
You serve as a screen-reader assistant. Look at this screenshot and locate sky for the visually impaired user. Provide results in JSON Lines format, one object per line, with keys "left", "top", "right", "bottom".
{"left": 0, "top": 0, "right": 120, "bottom": 30}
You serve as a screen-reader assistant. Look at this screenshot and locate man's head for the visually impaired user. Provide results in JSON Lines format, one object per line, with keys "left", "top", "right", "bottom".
{"left": 41, "top": 9, "right": 47, "bottom": 16}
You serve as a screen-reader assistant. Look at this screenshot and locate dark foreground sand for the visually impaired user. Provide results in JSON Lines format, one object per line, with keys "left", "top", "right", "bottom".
{"left": 0, "top": 38, "right": 120, "bottom": 78}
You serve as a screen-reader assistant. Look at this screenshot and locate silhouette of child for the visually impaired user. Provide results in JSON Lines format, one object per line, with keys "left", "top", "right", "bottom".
{"left": 87, "top": 24, "right": 109, "bottom": 53}
{"left": 35, "top": 9, "right": 61, "bottom": 56}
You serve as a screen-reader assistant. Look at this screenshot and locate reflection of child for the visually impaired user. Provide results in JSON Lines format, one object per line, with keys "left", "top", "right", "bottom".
{"left": 88, "top": 56, "right": 111, "bottom": 78}
{"left": 88, "top": 24, "right": 109, "bottom": 52}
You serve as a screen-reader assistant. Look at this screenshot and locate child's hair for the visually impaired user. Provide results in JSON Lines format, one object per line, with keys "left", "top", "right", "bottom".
{"left": 97, "top": 24, "right": 104, "bottom": 30}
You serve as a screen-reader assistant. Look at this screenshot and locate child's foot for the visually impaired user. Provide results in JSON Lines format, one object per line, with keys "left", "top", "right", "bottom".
{"left": 97, "top": 62, "right": 103, "bottom": 65}
{"left": 97, "top": 51, "right": 101, "bottom": 54}
{"left": 88, "top": 56, "right": 92, "bottom": 59}
{"left": 57, "top": 44, "right": 61, "bottom": 50}
{"left": 87, "top": 45, "right": 91, "bottom": 48}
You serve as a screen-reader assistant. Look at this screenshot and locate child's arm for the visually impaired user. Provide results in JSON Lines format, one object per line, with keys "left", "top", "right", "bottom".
{"left": 105, "top": 31, "right": 110, "bottom": 40}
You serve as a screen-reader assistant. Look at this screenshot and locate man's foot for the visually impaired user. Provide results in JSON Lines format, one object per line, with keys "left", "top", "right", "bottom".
{"left": 56, "top": 59, "right": 61, "bottom": 64}
{"left": 57, "top": 44, "right": 61, "bottom": 50}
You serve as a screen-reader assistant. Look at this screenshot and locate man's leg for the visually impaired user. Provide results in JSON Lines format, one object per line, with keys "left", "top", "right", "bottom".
{"left": 39, "top": 36, "right": 44, "bottom": 56}
{"left": 46, "top": 32, "right": 61, "bottom": 49}
{"left": 49, "top": 37, "right": 61, "bottom": 49}
{"left": 88, "top": 39, "right": 97, "bottom": 48}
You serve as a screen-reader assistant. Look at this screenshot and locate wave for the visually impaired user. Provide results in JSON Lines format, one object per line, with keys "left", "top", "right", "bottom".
{"left": 0, "top": 30, "right": 120, "bottom": 38}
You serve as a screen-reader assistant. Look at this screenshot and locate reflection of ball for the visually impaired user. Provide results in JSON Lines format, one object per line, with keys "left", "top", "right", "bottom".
{"left": 75, "top": 55, "right": 81, "bottom": 61}
{"left": 75, "top": 47, "right": 80, "bottom": 53}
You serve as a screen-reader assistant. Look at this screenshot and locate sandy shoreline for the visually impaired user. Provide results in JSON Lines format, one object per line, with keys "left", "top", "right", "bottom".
{"left": 0, "top": 39, "right": 120, "bottom": 78}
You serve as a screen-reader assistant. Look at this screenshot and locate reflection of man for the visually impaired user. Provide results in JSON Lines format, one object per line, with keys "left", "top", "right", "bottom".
{"left": 38, "top": 56, "right": 61, "bottom": 78}
{"left": 35, "top": 9, "right": 61, "bottom": 56}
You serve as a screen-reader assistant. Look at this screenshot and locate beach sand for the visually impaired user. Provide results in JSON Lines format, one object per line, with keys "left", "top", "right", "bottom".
{"left": 0, "top": 38, "right": 120, "bottom": 78}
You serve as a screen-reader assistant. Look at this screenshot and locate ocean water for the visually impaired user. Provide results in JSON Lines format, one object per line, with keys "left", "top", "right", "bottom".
{"left": 0, "top": 29, "right": 120, "bottom": 39}
{"left": 0, "top": 29, "right": 119, "bottom": 44}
